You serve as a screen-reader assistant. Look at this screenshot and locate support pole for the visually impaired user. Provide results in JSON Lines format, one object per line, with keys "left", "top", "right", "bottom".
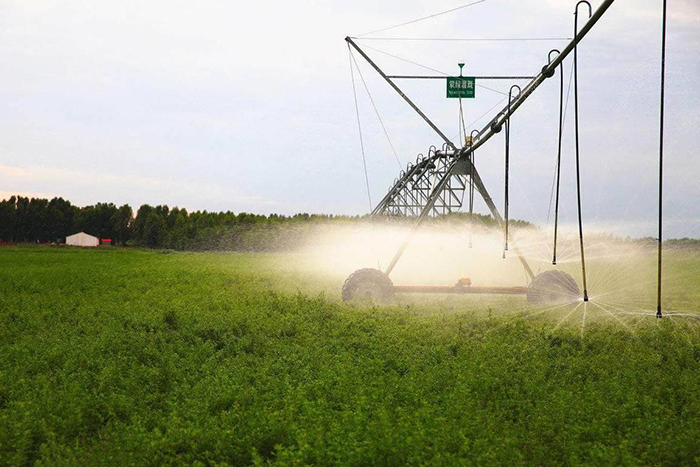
{"left": 504, "top": 85, "right": 521, "bottom": 257}
{"left": 504, "top": 117, "right": 510, "bottom": 257}
{"left": 657, "top": 0, "right": 667, "bottom": 319}
{"left": 574, "top": 1, "right": 591, "bottom": 302}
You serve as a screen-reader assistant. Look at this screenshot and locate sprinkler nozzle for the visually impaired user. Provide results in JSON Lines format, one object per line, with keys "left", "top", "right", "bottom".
{"left": 583, "top": 291, "right": 589, "bottom": 302}
{"left": 656, "top": 306, "right": 663, "bottom": 319}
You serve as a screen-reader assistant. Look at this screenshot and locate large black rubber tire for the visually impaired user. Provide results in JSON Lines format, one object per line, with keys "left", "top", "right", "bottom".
{"left": 342, "top": 268, "right": 395, "bottom": 303}
{"left": 527, "top": 270, "right": 581, "bottom": 304}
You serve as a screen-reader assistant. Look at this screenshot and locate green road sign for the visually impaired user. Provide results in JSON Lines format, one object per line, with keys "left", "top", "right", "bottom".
{"left": 446, "top": 76, "right": 475, "bottom": 98}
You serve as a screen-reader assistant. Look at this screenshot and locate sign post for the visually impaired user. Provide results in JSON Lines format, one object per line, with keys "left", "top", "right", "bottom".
{"left": 447, "top": 63, "right": 475, "bottom": 98}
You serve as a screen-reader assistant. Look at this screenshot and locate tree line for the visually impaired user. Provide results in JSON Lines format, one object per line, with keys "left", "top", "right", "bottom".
{"left": 0, "top": 197, "right": 132, "bottom": 245}
{"left": 0, "top": 196, "right": 544, "bottom": 251}
{"left": 0, "top": 196, "right": 354, "bottom": 250}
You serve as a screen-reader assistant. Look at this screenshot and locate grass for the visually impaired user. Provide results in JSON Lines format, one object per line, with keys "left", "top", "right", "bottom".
{"left": 1, "top": 245, "right": 699, "bottom": 466}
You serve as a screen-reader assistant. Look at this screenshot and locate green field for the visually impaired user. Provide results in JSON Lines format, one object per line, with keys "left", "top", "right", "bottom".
{"left": 1, "top": 246, "right": 700, "bottom": 466}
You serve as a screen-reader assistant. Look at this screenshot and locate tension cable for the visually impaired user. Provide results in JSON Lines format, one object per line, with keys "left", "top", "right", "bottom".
{"left": 360, "top": 44, "right": 509, "bottom": 96}
{"left": 357, "top": 0, "right": 487, "bottom": 37}
{"left": 349, "top": 51, "right": 403, "bottom": 169}
{"left": 348, "top": 46, "right": 373, "bottom": 211}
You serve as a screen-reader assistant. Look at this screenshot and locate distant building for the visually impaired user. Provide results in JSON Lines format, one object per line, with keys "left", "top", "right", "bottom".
{"left": 101, "top": 238, "right": 112, "bottom": 246}
{"left": 66, "top": 232, "right": 99, "bottom": 247}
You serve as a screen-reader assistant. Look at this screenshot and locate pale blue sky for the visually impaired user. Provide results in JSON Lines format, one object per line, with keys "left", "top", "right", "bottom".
{"left": 0, "top": 0, "right": 698, "bottom": 236}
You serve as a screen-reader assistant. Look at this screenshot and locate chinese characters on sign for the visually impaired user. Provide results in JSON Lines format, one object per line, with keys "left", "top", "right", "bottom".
{"left": 446, "top": 77, "right": 476, "bottom": 98}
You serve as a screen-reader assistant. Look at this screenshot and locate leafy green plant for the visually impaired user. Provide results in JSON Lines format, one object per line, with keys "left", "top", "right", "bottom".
{"left": 0, "top": 246, "right": 698, "bottom": 466}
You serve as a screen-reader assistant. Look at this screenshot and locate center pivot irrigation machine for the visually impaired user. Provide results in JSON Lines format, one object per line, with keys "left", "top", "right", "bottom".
{"left": 341, "top": 0, "right": 670, "bottom": 314}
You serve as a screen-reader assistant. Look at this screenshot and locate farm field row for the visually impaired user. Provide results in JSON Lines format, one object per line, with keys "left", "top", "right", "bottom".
{"left": 1, "top": 246, "right": 699, "bottom": 466}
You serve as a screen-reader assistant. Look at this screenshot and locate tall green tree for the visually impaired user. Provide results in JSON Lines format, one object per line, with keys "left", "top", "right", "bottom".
{"left": 132, "top": 204, "right": 154, "bottom": 244}
{"left": 142, "top": 212, "right": 166, "bottom": 248}
{"left": 111, "top": 205, "right": 133, "bottom": 245}
{"left": 46, "top": 197, "right": 78, "bottom": 241}
{"left": 0, "top": 197, "right": 17, "bottom": 241}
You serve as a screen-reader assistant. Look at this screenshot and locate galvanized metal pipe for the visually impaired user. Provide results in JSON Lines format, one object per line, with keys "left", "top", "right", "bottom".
{"left": 468, "top": 0, "right": 616, "bottom": 154}
{"left": 349, "top": 0, "right": 615, "bottom": 280}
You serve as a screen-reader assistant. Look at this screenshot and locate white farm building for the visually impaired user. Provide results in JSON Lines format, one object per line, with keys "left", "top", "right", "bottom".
{"left": 66, "top": 232, "right": 100, "bottom": 247}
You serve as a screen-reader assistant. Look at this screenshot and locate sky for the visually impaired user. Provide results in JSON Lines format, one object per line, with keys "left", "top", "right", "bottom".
{"left": 0, "top": 0, "right": 698, "bottom": 237}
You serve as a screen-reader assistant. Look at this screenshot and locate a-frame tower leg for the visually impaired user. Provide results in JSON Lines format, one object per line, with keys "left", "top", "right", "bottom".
{"left": 383, "top": 155, "right": 535, "bottom": 282}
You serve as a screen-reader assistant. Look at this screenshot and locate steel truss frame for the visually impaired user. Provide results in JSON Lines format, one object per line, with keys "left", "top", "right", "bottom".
{"left": 345, "top": 0, "right": 615, "bottom": 282}
{"left": 374, "top": 145, "right": 468, "bottom": 217}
